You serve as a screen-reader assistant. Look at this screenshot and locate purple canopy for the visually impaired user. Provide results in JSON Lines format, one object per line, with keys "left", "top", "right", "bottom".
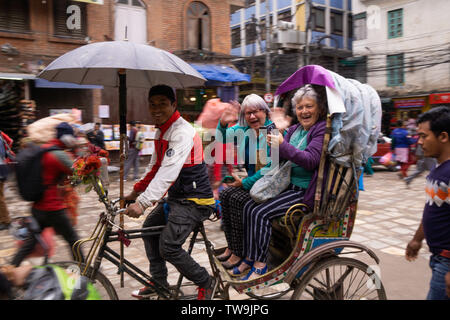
{"left": 275, "top": 65, "right": 336, "bottom": 96}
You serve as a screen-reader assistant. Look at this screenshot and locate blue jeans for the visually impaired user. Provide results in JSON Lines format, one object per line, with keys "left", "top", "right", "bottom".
{"left": 427, "top": 254, "right": 450, "bottom": 300}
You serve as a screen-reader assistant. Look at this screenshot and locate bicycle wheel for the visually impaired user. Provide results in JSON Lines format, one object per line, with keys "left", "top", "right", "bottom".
{"left": 245, "top": 282, "right": 292, "bottom": 300}
{"left": 291, "top": 257, "right": 387, "bottom": 300}
{"left": 53, "top": 261, "right": 119, "bottom": 300}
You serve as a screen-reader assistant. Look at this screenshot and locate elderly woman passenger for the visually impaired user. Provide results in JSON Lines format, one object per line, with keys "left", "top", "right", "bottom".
{"left": 215, "top": 94, "right": 274, "bottom": 270}
{"left": 237, "top": 84, "right": 328, "bottom": 280}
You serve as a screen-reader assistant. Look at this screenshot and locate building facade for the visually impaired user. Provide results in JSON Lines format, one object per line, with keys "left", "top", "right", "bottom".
{"left": 0, "top": 0, "right": 246, "bottom": 144}
{"left": 352, "top": 0, "right": 450, "bottom": 133}
{"left": 230, "top": 0, "right": 354, "bottom": 97}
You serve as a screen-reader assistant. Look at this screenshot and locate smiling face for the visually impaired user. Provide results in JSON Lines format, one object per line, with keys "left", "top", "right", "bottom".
{"left": 295, "top": 96, "right": 320, "bottom": 131}
{"left": 243, "top": 106, "right": 267, "bottom": 130}
{"left": 148, "top": 94, "right": 176, "bottom": 126}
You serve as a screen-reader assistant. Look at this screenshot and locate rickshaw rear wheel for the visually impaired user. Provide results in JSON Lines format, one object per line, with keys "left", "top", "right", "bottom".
{"left": 291, "top": 257, "right": 387, "bottom": 300}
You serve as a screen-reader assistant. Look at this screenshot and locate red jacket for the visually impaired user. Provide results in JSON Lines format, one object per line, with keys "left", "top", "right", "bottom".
{"left": 33, "top": 139, "right": 74, "bottom": 212}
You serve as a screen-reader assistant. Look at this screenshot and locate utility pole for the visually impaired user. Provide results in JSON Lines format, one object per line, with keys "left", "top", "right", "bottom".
{"left": 265, "top": 0, "right": 271, "bottom": 96}
{"left": 304, "top": 0, "right": 311, "bottom": 66}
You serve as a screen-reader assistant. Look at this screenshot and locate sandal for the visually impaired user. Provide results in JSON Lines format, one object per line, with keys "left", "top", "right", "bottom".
{"left": 216, "top": 250, "right": 232, "bottom": 262}
{"left": 230, "top": 259, "right": 254, "bottom": 276}
{"left": 241, "top": 265, "right": 268, "bottom": 281}
{"left": 221, "top": 258, "right": 243, "bottom": 270}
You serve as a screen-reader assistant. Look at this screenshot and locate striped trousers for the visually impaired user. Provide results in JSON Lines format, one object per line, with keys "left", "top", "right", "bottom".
{"left": 219, "top": 186, "right": 252, "bottom": 257}
{"left": 243, "top": 184, "right": 305, "bottom": 263}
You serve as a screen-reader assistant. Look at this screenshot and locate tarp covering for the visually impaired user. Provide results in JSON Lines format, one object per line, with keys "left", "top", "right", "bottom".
{"left": 275, "top": 65, "right": 382, "bottom": 168}
{"left": 190, "top": 64, "right": 251, "bottom": 83}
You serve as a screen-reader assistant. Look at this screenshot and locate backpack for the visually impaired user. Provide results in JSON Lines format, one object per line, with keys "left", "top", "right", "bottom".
{"left": 15, "top": 143, "right": 60, "bottom": 202}
{"left": 24, "top": 265, "right": 101, "bottom": 300}
{"left": 135, "top": 131, "right": 145, "bottom": 151}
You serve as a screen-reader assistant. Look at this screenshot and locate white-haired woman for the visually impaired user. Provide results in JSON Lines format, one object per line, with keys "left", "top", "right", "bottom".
{"left": 238, "top": 84, "right": 328, "bottom": 280}
{"left": 215, "top": 94, "right": 274, "bottom": 271}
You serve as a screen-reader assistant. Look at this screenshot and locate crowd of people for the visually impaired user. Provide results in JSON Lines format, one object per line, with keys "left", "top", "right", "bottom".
{"left": 0, "top": 81, "right": 449, "bottom": 300}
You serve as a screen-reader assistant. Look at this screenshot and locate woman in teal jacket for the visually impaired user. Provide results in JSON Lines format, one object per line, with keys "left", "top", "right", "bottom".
{"left": 215, "top": 94, "right": 274, "bottom": 270}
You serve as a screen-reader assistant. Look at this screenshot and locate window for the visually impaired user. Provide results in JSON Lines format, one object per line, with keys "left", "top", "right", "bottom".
{"left": 231, "top": 27, "right": 241, "bottom": 48}
{"left": 115, "top": 0, "right": 147, "bottom": 43}
{"left": 53, "top": 0, "right": 87, "bottom": 39}
{"left": 387, "top": 54, "right": 404, "bottom": 86}
{"left": 388, "top": 8, "right": 402, "bottom": 39}
{"left": 186, "top": 2, "right": 211, "bottom": 50}
{"left": 245, "top": 21, "right": 257, "bottom": 44}
{"left": 277, "top": 10, "right": 292, "bottom": 23}
{"left": 330, "top": 10, "right": 343, "bottom": 35}
{"left": 311, "top": 7, "right": 325, "bottom": 32}
{"left": 353, "top": 12, "right": 366, "bottom": 40}
{"left": 117, "top": 0, "right": 145, "bottom": 7}
{"left": 0, "top": 0, "right": 30, "bottom": 33}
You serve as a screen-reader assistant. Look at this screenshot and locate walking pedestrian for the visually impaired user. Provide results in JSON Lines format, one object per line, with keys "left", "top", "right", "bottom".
{"left": 123, "top": 121, "right": 140, "bottom": 181}
{"left": 404, "top": 144, "right": 437, "bottom": 187}
{"left": 123, "top": 85, "right": 217, "bottom": 300}
{"left": 11, "top": 122, "right": 84, "bottom": 267}
{"left": 405, "top": 106, "right": 450, "bottom": 300}
{"left": 391, "top": 120, "right": 414, "bottom": 178}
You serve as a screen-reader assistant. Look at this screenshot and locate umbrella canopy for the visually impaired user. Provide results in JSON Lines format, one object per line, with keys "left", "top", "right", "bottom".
{"left": 38, "top": 41, "right": 206, "bottom": 287}
{"left": 38, "top": 40, "right": 206, "bottom": 88}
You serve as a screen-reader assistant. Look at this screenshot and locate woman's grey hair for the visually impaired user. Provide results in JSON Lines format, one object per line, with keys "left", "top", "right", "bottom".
{"left": 291, "top": 84, "right": 328, "bottom": 120}
{"left": 238, "top": 93, "right": 270, "bottom": 127}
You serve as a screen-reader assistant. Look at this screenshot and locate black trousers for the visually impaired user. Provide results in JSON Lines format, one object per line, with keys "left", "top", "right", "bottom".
{"left": 219, "top": 186, "right": 252, "bottom": 258}
{"left": 11, "top": 208, "right": 83, "bottom": 267}
{"left": 142, "top": 199, "right": 213, "bottom": 288}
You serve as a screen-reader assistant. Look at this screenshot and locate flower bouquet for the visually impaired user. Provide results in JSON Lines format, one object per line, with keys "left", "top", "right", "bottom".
{"left": 71, "top": 154, "right": 103, "bottom": 193}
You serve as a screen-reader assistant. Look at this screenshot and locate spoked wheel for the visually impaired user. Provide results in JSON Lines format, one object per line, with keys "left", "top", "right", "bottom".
{"left": 291, "top": 257, "right": 387, "bottom": 300}
{"left": 245, "top": 282, "right": 292, "bottom": 300}
{"left": 53, "top": 261, "right": 119, "bottom": 300}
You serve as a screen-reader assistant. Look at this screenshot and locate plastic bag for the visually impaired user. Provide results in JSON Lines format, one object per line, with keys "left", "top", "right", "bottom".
{"left": 379, "top": 152, "right": 395, "bottom": 167}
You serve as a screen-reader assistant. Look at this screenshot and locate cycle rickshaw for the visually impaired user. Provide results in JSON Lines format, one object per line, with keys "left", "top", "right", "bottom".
{"left": 54, "top": 65, "right": 386, "bottom": 300}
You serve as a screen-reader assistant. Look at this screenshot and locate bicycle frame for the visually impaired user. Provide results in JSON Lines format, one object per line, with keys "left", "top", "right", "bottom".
{"left": 71, "top": 176, "right": 227, "bottom": 300}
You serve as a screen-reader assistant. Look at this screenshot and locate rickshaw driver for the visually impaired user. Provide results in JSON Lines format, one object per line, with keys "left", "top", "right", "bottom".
{"left": 123, "top": 85, "right": 218, "bottom": 300}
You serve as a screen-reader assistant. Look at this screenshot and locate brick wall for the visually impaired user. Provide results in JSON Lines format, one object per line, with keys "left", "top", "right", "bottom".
{"left": 146, "top": 0, "right": 231, "bottom": 54}
{"left": 0, "top": 0, "right": 112, "bottom": 73}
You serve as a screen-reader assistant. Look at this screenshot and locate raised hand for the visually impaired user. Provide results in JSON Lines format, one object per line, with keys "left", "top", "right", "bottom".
{"left": 220, "top": 100, "right": 240, "bottom": 126}
{"left": 270, "top": 107, "right": 292, "bottom": 132}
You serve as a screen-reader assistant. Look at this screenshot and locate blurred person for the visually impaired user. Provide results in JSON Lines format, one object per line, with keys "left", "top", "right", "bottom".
{"left": 123, "top": 121, "right": 140, "bottom": 181}
{"left": 404, "top": 143, "right": 437, "bottom": 187}
{"left": 123, "top": 85, "right": 217, "bottom": 300}
{"left": 391, "top": 120, "right": 414, "bottom": 178}
{"left": 196, "top": 99, "right": 235, "bottom": 197}
{"left": 0, "top": 130, "right": 14, "bottom": 231}
{"left": 405, "top": 106, "right": 450, "bottom": 300}
{"left": 11, "top": 122, "right": 84, "bottom": 267}
{"left": 0, "top": 264, "right": 100, "bottom": 300}
{"left": 87, "top": 122, "right": 105, "bottom": 150}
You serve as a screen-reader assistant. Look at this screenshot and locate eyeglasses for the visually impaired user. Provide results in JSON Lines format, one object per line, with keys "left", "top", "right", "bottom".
{"left": 244, "top": 109, "right": 264, "bottom": 117}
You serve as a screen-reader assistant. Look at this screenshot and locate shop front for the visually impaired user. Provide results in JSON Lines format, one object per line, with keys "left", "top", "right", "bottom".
{"left": 392, "top": 96, "right": 428, "bottom": 124}
{"left": 429, "top": 92, "right": 450, "bottom": 108}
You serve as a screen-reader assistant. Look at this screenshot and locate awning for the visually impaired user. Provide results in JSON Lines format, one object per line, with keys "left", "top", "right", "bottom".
{"left": 0, "top": 72, "right": 36, "bottom": 80}
{"left": 190, "top": 64, "right": 250, "bottom": 83}
{"left": 34, "top": 78, "right": 103, "bottom": 89}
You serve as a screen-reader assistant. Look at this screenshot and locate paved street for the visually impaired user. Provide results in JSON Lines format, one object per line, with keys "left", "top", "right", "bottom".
{"left": 0, "top": 163, "right": 431, "bottom": 300}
